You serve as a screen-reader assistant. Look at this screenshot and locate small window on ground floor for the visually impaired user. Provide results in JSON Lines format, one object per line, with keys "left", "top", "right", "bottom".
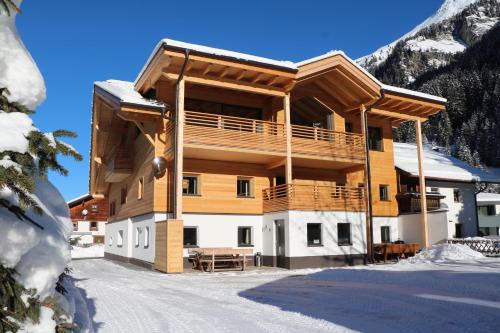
{"left": 455, "top": 224, "right": 463, "bottom": 238}
{"left": 338, "top": 223, "right": 352, "bottom": 246}
{"left": 108, "top": 236, "right": 113, "bottom": 246}
{"left": 73, "top": 222, "right": 78, "bottom": 231}
{"left": 90, "top": 221, "right": 97, "bottom": 230}
{"left": 381, "top": 226, "right": 391, "bottom": 243}
{"left": 117, "top": 230, "right": 123, "bottom": 247}
{"left": 453, "top": 189, "right": 462, "bottom": 203}
{"left": 238, "top": 227, "right": 253, "bottom": 246}
{"left": 307, "top": 223, "right": 322, "bottom": 246}
{"left": 144, "top": 226, "right": 150, "bottom": 248}
{"left": 183, "top": 227, "right": 198, "bottom": 247}
{"left": 135, "top": 227, "right": 140, "bottom": 247}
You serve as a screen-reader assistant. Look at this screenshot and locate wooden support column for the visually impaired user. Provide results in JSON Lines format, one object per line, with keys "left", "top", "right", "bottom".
{"left": 415, "top": 120, "right": 429, "bottom": 247}
{"left": 284, "top": 93, "right": 292, "bottom": 184}
{"left": 360, "top": 104, "right": 373, "bottom": 262}
{"left": 174, "top": 78, "right": 185, "bottom": 220}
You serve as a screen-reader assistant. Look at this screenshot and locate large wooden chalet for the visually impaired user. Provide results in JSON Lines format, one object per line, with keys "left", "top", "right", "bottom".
{"left": 90, "top": 39, "right": 446, "bottom": 272}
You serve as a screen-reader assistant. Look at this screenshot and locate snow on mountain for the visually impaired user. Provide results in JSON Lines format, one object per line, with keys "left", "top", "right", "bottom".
{"left": 357, "top": 0, "right": 498, "bottom": 70}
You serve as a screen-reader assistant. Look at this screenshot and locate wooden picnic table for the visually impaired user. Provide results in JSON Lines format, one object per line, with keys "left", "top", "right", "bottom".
{"left": 188, "top": 248, "right": 253, "bottom": 272}
{"left": 374, "top": 243, "right": 420, "bottom": 262}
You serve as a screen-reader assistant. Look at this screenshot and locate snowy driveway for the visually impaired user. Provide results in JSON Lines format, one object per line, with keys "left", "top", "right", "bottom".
{"left": 71, "top": 258, "right": 500, "bottom": 333}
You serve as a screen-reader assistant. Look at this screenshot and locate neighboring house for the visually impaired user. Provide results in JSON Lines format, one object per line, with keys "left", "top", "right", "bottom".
{"left": 394, "top": 143, "right": 500, "bottom": 241}
{"left": 477, "top": 193, "right": 500, "bottom": 236}
{"left": 89, "top": 39, "right": 447, "bottom": 272}
{"left": 68, "top": 194, "right": 108, "bottom": 244}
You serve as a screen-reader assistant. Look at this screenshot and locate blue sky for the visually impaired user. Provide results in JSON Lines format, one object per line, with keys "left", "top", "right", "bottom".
{"left": 17, "top": 0, "right": 443, "bottom": 201}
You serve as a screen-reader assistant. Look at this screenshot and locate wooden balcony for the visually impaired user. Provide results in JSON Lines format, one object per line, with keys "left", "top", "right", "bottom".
{"left": 183, "top": 111, "right": 286, "bottom": 163}
{"left": 291, "top": 125, "right": 365, "bottom": 166}
{"left": 104, "top": 147, "right": 132, "bottom": 183}
{"left": 396, "top": 192, "right": 445, "bottom": 214}
{"left": 263, "top": 184, "right": 365, "bottom": 213}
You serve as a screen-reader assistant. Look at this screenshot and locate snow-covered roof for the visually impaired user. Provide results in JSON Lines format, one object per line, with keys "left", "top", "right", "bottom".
{"left": 67, "top": 193, "right": 92, "bottom": 207}
{"left": 94, "top": 80, "right": 166, "bottom": 109}
{"left": 135, "top": 39, "right": 297, "bottom": 85}
{"left": 394, "top": 142, "right": 500, "bottom": 183}
{"left": 477, "top": 192, "right": 500, "bottom": 203}
{"left": 381, "top": 84, "right": 448, "bottom": 104}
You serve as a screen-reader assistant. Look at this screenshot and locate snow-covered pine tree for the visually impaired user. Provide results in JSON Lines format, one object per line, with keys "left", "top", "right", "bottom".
{"left": 0, "top": 1, "right": 82, "bottom": 332}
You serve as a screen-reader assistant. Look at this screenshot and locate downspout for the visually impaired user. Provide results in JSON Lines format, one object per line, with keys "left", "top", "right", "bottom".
{"left": 363, "top": 90, "right": 385, "bottom": 264}
{"left": 172, "top": 49, "right": 190, "bottom": 219}
{"left": 474, "top": 182, "right": 488, "bottom": 236}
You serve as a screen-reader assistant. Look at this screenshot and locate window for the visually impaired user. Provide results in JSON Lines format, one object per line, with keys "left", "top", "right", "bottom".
{"left": 73, "top": 222, "right": 78, "bottom": 231}
{"left": 183, "top": 175, "right": 200, "bottom": 195}
{"left": 120, "top": 186, "right": 127, "bottom": 205}
{"left": 237, "top": 177, "right": 253, "bottom": 198}
{"left": 345, "top": 122, "right": 353, "bottom": 133}
{"left": 144, "top": 227, "right": 150, "bottom": 248}
{"left": 135, "top": 227, "right": 140, "bottom": 247}
{"left": 90, "top": 221, "right": 97, "bottom": 231}
{"left": 455, "top": 224, "right": 463, "bottom": 238}
{"left": 307, "top": 223, "right": 322, "bottom": 246}
{"left": 379, "top": 185, "right": 390, "bottom": 201}
{"left": 487, "top": 205, "right": 496, "bottom": 216}
{"left": 338, "top": 223, "right": 352, "bottom": 246}
{"left": 183, "top": 227, "right": 198, "bottom": 247}
{"left": 138, "top": 177, "right": 144, "bottom": 200}
{"left": 368, "top": 127, "right": 383, "bottom": 151}
{"left": 453, "top": 189, "right": 462, "bottom": 203}
{"left": 109, "top": 201, "right": 116, "bottom": 217}
{"left": 381, "top": 226, "right": 391, "bottom": 243}
{"left": 91, "top": 204, "right": 98, "bottom": 212}
{"left": 109, "top": 236, "right": 113, "bottom": 246}
{"left": 430, "top": 187, "right": 440, "bottom": 193}
{"left": 238, "top": 227, "right": 253, "bottom": 246}
{"left": 117, "top": 230, "right": 123, "bottom": 247}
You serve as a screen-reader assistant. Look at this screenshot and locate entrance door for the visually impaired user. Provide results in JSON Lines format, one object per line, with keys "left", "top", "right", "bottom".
{"left": 275, "top": 220, "right": 286, "bottom": 268}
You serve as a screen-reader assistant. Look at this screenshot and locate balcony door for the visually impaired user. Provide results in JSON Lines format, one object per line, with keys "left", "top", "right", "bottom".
{"left": 291, "top": 96, "right": 332, "bottom": 130}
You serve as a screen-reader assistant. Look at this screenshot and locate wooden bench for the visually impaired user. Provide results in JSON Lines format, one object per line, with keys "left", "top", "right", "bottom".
{"left": 189, "top": 248, "right": 254, "bottom": 272}
{"left": 374, "top": 243, "right": 420, "bottom": 263}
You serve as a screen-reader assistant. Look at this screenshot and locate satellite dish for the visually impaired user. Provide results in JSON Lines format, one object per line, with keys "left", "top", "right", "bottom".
{"left": 82, "top": 209, "right": 88, "bottom": 216}
{"left": 153, "top": 156, "right": 167, "bottom": 176}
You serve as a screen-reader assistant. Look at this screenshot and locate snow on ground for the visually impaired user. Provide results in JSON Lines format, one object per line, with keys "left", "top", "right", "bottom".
{"left": 405, "top": 35, "right": 467, "bottom": 54}
{"left": 70, "top": 245, "right": 500, "bottom": 333}
{"left": 71, "top": 244, "right": 105, "bottom": 259}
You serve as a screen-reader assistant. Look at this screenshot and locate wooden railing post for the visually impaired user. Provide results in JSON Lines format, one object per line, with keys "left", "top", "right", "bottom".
{"left": 284, "top": 94, "right": 293, "bottom": 185}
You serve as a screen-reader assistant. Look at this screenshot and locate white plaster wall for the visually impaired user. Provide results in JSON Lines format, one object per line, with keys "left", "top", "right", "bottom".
{"left": 105, "top": 219, "right": 130, "bottom": 258}
{"left": 398, "top": 211, "right": 448, "bottom": 245}
{"left": 427, "top": 181, "right": 477, "bottom": 238}
{"left": 71, "top": 220, "right": 106, "bottom": 244}
{"left": 287, "top": 211, "right": 366, "bottom": 257}
{"left": 182, "top": 214, "right": 263, "bottom": 258}
{"left": 372, "top": 217, "right": 399, "bottom": 243}
{"left": 130, "top": 213, "right": 156, "bottom": 263}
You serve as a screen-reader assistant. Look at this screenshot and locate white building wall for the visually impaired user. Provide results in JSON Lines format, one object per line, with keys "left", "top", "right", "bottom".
{"left": 427, "top": 181, "right": 477, "bottom": 238}
{"left": 105, "top": 218, "right": 130, "bottom": 258}
{"left": 287, "top": 211, "right": 366, "bottom": 257}
{"left": 130, "top": 213, "right": 156, "bottom": 263}
{"left": 71, "top": 220, "right": 106, "bottom": 244}
{"left": 372, "top": 217, "right": 399, "bottom": 243}
{"left": 182, "top": 214, "right": 263, "bottom": 258}
{"left": 262, "top": 212, "right": 287, "bottom": 257}
{"left": 398, "top": 211, "right": 448, "bottom": 245}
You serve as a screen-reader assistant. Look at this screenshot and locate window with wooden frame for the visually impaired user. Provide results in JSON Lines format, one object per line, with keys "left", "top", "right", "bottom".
{"left": 120, "top": 186, "right": 127, "bottom": 205}
{"left": 379, "top": 185, "right": 390, "bottom": 201}
{"left": 368, "top": 127, "right": 383, "bottom": 151}
{"left": 183, "top": 174, "right": 200, "bottom": 196}
{"left": 138, "top": 177, "right": 144, "bottom": 200}
{"left": 90, "top": 221, "right": 97, "bottom": 231}
{"left": 237, "top": 177, "right": 254, "bottom": 198}
{"left": 183, "top": 227, "right": 198, "bottom": 247}
{"left": 381, "top": 226, "right": 391, "bottom": 243}
{"left": 109, "top": 201, "right": 116, "bottom": 217}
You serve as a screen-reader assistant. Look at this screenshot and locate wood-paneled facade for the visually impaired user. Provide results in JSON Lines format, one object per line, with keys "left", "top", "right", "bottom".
{"left": 90, "top": 39, "right": 446, "bottom": 272}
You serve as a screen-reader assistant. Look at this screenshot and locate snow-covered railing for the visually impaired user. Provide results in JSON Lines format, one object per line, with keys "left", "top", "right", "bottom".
{"left": 447, "top": 239, "right": 500, "bottom": 257}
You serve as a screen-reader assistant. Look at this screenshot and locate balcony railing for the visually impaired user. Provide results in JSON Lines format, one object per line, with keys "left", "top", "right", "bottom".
{"left": 263, "top": 184, "right": 365, "bottom": 213}
{"left": 396, "top": 192, "right": 445, "bottom": 214}
{"left": 184, "top": 111, "right": 286, "bottom": 155}
{"left": 291, "top": 125, "right": 365, "bottom": 162}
